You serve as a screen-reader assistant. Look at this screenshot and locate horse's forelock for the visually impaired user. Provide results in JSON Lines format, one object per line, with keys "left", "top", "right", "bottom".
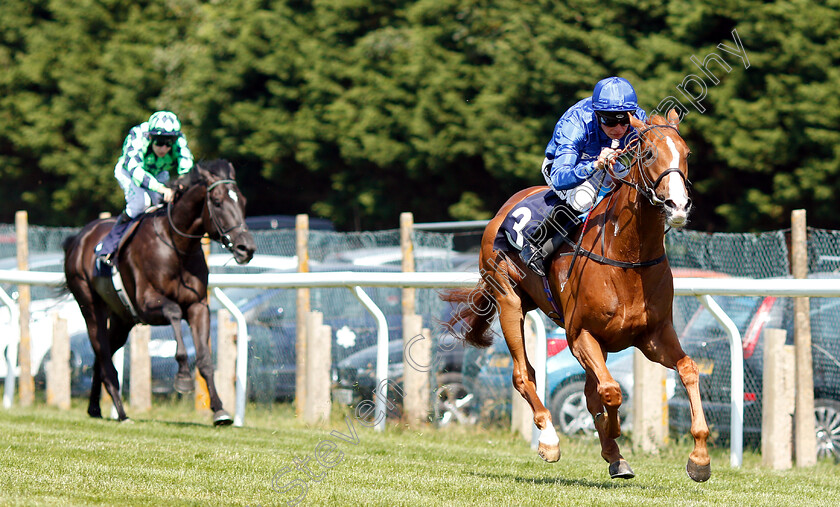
{"left": 197, "top": 159, "right": 233, "bottom": 180}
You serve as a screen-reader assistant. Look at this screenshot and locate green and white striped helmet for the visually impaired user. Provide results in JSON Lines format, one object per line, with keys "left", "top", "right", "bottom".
{"left": 148, "top": 111, "right": 181, "bottom": 136}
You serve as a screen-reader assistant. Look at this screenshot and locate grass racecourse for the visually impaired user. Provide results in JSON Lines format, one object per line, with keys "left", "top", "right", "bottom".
{"left": 1, "top": 398, "right": 839, "bottom": 507}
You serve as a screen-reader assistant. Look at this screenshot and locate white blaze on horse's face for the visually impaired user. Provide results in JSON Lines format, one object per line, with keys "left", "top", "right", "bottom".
{"left": 661, "top": 136, "right": 690, "bottom": 228}
{"left": 228, "top": 189, "right": 238, "bottom": 203}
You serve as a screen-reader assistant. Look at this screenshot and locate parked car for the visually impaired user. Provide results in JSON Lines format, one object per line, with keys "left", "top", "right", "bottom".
{"left": 323, "top": 246, "right": 476, "bottom": 272}
{"left": 332, "top": 335, "right": 467, "bottom": 424}
{"left": 668, "top": 283, "right": 840, "bottom": 460}
{"left": 245, "top": 215, "right": 334, "bottom": 231}
{"left": 1, "top": 254, "right": 88, "bottom": 381}
{"left": 465, "top": 325, "right": 658, "bottom": 434}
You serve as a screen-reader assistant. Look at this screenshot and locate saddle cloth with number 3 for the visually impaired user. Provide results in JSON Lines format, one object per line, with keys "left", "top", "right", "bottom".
{"left": 494, "top": 188, "right": 582, "bottom": 253}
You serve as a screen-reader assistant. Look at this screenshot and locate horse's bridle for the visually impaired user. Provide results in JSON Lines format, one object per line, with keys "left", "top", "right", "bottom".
{"left": 555, "top": 123, "right": 691, "bottom": 276}
{"left": 166, "top": 178, "right": 247, "bottom": 253}
{"left": 611, "top": 124, "right": 690, "bottom": 207}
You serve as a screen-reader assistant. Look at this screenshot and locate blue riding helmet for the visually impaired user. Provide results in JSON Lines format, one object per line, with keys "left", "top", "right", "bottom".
{"left": 591, "top": 77, "right": 638, "bottom": 112}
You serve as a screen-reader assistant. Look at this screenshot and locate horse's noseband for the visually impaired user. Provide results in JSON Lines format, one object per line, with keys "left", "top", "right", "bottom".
{"left": 206, "top": 179, "right": 247, "bottom": 252}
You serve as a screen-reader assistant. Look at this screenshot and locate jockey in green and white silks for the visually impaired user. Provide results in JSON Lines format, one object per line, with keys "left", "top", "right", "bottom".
{"left": 95, "top": 111, "right": 194, "bottom": 268}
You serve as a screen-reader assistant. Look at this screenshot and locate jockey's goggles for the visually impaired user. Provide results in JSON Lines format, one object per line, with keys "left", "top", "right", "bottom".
{"left": 595, "top": 111, "right": 632, "bottom": 127}
{"left": 152, "top": 136, "right": 176, "bottom": 147}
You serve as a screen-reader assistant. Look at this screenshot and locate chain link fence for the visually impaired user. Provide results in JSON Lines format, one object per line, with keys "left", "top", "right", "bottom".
{"left": 2, "top": 222, "right": 839, "bottom": 459}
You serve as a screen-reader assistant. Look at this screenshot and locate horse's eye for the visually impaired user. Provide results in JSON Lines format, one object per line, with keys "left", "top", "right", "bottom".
{"left": 211, "top": 199, "right": 222, "bottom": 207}
{"left": 642, "top": 148, "right": 656, "bottom": 165}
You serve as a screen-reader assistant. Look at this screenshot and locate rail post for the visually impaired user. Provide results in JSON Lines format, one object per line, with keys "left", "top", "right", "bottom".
{"left": 791, "top": 209, "right": 816, "bottom": 467}
{"left": 15, "top": 210, "right": 33, "bottom": 407}
{"left": 296, "top": 214, "right": 310, "bottom": 417}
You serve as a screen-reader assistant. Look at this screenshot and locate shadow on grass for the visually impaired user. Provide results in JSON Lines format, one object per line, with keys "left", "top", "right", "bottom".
{"left": 467, "top": 470, "right": 665, "bottom": 491}
{"left": 139, "top": 419, "right": 212, "bottom": 428}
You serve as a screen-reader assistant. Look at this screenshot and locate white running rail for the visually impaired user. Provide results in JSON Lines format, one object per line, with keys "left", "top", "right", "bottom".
{"left": 1, "top": 268, "right": 838, "bottom": 468}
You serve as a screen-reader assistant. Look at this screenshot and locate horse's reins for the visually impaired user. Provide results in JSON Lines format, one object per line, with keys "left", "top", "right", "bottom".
{"left": 166, "top": 178, "right": 246, "bottom": 254}
{"left": 557, "top": 124, "right": 689, "bottom": 271}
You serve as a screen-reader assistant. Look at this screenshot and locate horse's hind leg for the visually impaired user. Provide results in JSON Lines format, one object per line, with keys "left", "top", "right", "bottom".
{"left": 94, "top": 315, "right": 131, "bottom": 422}
{"left": 637, "top": 326, "right": 710, "bottom": 482}
{"left": 88, "top": 358, "right": 102, "bottom": 418}
{"left": 573, "top": 330, "right": 633, "bottom": 478}
{"left": 493, "top": 268, "right": 559, "bottom": 462}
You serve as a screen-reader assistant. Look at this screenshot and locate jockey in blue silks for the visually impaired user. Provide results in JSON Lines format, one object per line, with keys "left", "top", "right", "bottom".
{"left": 520, "top": 77, "right": 649, "bottom": 276}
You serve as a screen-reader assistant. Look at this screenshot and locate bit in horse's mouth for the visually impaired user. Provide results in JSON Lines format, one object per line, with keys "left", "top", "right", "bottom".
{"left": 667, "top": 213, "right": 688, "bottom": 228}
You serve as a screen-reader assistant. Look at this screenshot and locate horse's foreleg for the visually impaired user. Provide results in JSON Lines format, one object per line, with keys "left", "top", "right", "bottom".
{"left": 637, "top": 326, "right": 710, "bottom": 482}
{"left": 161, "top": 301, "right": 193, "bottom": 393}
{"left": 187, "top": 303, "right": 231, "bottom": 426}
{"left": 573, "top": 330, "right": 633, "bottom": 478}
{"left": 495, "top": 281, "right": 559, "bottom": 462}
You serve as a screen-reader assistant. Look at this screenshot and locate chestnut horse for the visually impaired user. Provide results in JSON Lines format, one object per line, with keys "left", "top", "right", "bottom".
{"left": 63, "top": 159, "right": 255, "bottom": 425}
{"left": 443, "top": 110, "right": 711, "bottom": 481}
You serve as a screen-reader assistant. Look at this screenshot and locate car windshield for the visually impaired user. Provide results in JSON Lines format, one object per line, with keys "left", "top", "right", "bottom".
{"left": 682, "top": 296, "right": 764, "bottom": 340}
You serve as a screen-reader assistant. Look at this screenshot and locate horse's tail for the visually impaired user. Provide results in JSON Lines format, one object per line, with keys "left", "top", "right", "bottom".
{"left": 58, "top": 233, "right": 82, "bottom": 297}
{"left": 61, "top": 233, "right": 78, "bottom": 253}
{"left": 440, "top": 283, "right": 496, "bottom": 348}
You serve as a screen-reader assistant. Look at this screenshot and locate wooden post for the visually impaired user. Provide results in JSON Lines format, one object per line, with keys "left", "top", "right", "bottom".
{"left": 400, "top": 212, "right": 416, "bottom": 317}
{"left": 304, "top": 311, "right": 330, "bottom": 423}
{"left": 215, "top": 309, "right": 237, "bottom": 411}
{"left": 402, "top": 315, "right": 429, "bottom": 425}
{"left": 195, "top": 236, "right": 212, "bottom": 411}
{"left": 791, "top": 209, "right": 816, "bottom": 466}
{"left": 762, "top": 328, "right": 794, "bottom": 469}
{"left": 632, "top": 349, "right": 667, "bottom": 453}
{"left": 15, "top": 210, "right": 33, "bottom": 407}
{"left": 129, "top": 325, "right": 151, "bottom": 412}
{"left": 296, "top": 214, "right": 310, "bottom": 417}
{"left": 47, "top": 313, "right": 70, "bottom": 410}
{"left": 511, "top": 316, "right": 536, "bottom": 441}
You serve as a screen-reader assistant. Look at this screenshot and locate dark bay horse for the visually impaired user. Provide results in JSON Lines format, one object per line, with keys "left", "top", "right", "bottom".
{"left": 63, "top": 159, "right": 256, "bottom": 425}
{"left": 443, "top": 110, "right": 711, "bottom": 481}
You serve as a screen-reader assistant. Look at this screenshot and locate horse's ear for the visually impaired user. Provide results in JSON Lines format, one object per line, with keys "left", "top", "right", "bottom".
{"left": 227, "top": 161, "right": 236, "bottom": 180}
{"left": 190, "top": 163, "right": 203, "bottom": 185}
{"left": 667, "top": 108, "right": 681, "bottom": 130}
{"left": 629, "top": 116, "right": 646, "bottom": 131}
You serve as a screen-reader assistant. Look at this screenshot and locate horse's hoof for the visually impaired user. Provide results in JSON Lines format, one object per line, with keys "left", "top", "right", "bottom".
{"left": 87, "top": 409, "right": 102, "bottom": 419}
{"left": 609, "top": 459, "right": 635, "bottom": 479}
{"left": 119, "top": 417, "right": 134, "bottom": 424}
{"left": 538, "top": 442, "right": 561, "bottom": 463}
{"left": 686, "top": 458, "right": 711, "bottom": 482}
{"left": 213, "top": 410, "right": 233, "bottom": 427}
{"left": 174, "top": 374, "right": 194, "bottom": 394}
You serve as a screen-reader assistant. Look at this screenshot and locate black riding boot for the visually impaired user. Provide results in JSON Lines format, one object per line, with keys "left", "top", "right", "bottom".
{"left": 519, "top": 219, "right": 555, "bottom": 277}
{"left": 519, "top": 205, "right": 580, "bottom": 277}
{"left": 96, "top": 212, "right": 131, "bottom": 267}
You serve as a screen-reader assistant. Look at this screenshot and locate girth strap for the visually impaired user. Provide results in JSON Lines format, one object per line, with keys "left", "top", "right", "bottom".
{"left": 111, "top": 267, "right": 142, "bottom": 323}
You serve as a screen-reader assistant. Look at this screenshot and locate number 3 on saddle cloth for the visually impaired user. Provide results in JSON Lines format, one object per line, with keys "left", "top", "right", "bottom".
{"left": 493, "top": 188, "right": 583, "bottom": 273}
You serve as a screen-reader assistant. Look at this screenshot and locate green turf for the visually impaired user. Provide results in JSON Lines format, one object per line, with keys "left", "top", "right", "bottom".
{"left": 1, "top": 398, "right": 838, "bottom": 506}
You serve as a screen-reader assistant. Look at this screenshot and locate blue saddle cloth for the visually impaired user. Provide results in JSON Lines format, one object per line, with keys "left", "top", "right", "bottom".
{"left": 493, "top": 189, "right": 581, "bottom": 253}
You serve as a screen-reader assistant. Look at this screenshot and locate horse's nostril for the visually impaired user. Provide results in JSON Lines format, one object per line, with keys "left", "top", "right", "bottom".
{"left": 664, "top": 199, "right": 676, "bottom": 209}
{"left": 686, "top": 198, "right": 693, "bottom": 211}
